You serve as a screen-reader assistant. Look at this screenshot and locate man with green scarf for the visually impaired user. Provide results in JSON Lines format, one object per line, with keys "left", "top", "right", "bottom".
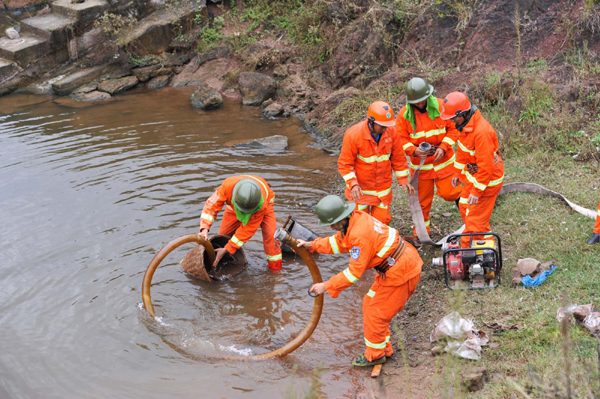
{"left": 396, "top": 78, "right": 462, "bottom": 242}
{"left": 199, "top": 175, "right": 282, "bottom": 270}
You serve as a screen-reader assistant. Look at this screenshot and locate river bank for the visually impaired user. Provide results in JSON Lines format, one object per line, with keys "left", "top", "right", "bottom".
{"left": 2, "top": 0, "right": 600, "bottom": 397}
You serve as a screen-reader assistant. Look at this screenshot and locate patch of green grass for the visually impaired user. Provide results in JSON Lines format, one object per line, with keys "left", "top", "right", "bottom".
{"left": 387, "top": 151, "right": 600, "bottom": 397}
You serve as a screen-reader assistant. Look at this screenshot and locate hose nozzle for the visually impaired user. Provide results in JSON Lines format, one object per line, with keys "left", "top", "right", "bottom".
{"left": 274, "top": 228, "right": 289, "bottom": 242}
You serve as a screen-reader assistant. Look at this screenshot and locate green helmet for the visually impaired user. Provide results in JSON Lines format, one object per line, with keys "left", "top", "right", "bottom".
{"left": 406, "top": 77, "right": 434, "bottom": 104}
{"left": 315, "top": 195, "right": 355, "bottom": 226}
{"left": 233, "top": 179, "right": 262, "bottom": 213}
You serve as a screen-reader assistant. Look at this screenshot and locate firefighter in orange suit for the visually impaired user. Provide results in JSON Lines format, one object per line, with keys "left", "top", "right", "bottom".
{"left": 298, "top": 195, "right": 422, "bottom": 367}
{"left": 588, "top": 200, "right": 600, "bottom": 245}
{"left": 338, "top": 101, "right": 415, "bottom": 225}
{"left": 440, "top": 92, "right": 504, "bottom": 248}
{"left": 199, "top": 175, "right": 282, "bottom": 269}
{"left": 396, "top": 78, "right": 462, "bottom": 238}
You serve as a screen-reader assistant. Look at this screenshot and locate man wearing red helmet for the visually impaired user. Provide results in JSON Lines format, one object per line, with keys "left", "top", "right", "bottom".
{"left": 440, "top": 92, "right": 504, "bottom": 247}
{"left": 338, "top": 101, "right": 415, "bottom": 225}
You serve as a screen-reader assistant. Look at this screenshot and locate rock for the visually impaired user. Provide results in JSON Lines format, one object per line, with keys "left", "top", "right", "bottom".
{"left": 238, "top": 72, "right": 276, "bottom": 106}
{"left": 73, "top": 83, "right": 97, "bottom": 94}
{"left": 147, "top": 75, "right": 170, "bottom": 90}
{"left": 6, "top": 28, "right": 19, "bottom": 39}
{"left": 517, "top": 258, "right": 541, "bottom": 277}
{"left": 71, "top": 90, "right": 112, "bottom": 102}
{"left": 505, "top": 95, "right": 523, "bottom": 117}
{"left": 197, "top": 46, "right": 230, "bottom": 66}
{"left": 235, "top": 135, "right": 288, "bottom": 153}
{"left": 261, "top": 98, "right": 274, "bottom": 109}
{"left": 442, "top": 212, "right": 452, "bottom": 217}
{"left": 430, "top": 345, "right": 444, "bottom": 356}
{"left": 52, "top": 65, "right": 119, "bottom": 96}
{"left": 132, "top": 64, "right": 173, "bottom": 82}
{"left": 273, "top": 65, "right": 289, "bottom": 78}
{"left": 97, "top": 76, "right": 139, "bottom": 95}
{"left": 190, "top": 85, "right": 223, "bottom": 110}
{"left": 262, "top": 102, "right": 283, "bottom": 118}
{"left": 463, "top": 368, "right": 488, "bottom": 392}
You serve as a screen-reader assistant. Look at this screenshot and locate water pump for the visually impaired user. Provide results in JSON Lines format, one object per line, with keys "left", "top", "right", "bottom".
{"left": 432, "top": 232, "right": 502, "bottom": 289}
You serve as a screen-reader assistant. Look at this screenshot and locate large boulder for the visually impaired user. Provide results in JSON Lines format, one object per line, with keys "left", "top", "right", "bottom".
{"left": 146, "top": 75, "right": 170, "bottom": 90}
{"left": 238, "top": 72, "right": 276, "bottom": 106}
{"left": 97, "top": 76, "right": 139, "bottom": 95}
{"left": 190, "top": 85, "right": 223, "bottom": 110}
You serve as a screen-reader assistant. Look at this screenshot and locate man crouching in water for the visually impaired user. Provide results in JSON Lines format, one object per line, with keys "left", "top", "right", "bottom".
{"left": 297, "top": 195, "right": 422, "bottom": 367}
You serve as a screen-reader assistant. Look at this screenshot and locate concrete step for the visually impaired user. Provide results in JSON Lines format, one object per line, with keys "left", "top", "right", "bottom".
{"left": 52, "top": 0, "right": 107, "bottom": 32}
{"left": 0, "top": 35, "right": 49, "bottom": 67}
{"left": 0, "top": 57, "right": 19, "bottom": 82}
{"left": 20, "top": 13, "right": 76, "bottom": 48}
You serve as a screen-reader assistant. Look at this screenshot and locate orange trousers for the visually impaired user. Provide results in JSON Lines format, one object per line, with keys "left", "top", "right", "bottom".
{"left": 594, "top": 200, "right": 600, "bottom": 234}
{"left": 458, "top": 192, "right": 500, "bottom": 247}
{"left": 412, "top": 174, "right": 462, "bottom": 235}
{"left": 357, "top": 203, "right": 391, "bottom": 225}
{"left": 218, "top": 206, "right": 282, "bottom": 269}
{"left": 363, "top": 274, "right": 421, "bottom": 361}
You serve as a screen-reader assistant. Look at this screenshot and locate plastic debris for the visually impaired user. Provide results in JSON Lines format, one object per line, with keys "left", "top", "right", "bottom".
{"left": 557, "top": 303, "right": 600, "bottom": 338}
{"left": 6, "top": 28, "right": 20, "bottom": 40}
{"left": 521, "top": 265, "right": 557, "bottom": 287}
{"left": 430, "top": 312, "right": 489, "bottom": 360}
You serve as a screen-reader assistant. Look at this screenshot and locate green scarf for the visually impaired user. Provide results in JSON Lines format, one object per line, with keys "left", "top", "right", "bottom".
{"left": 233, "top": 195, "right": 264, "bottom": 226}
{"left": 403, "top": 95, "right": 441, "bottom": 133}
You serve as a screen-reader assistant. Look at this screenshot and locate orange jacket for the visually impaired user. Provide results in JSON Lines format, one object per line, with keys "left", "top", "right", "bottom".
{"left": 453, "top": 110, "right": 504, "bottom": 198}
{"left": 338, "top": 120, "right": 410, "bottom": 206}
{"left": 396, "top": 98, "right": 459, "bottom": 180}
{"left": 200, "top": 175, "right": 276, "bottom": 254}
{"left": 310, "top": 211, "right": 422, "bottom": 298}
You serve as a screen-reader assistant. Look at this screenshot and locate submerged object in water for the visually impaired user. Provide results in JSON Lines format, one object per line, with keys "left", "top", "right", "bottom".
{"left": 180, "top": 234, "right": 248, "bottom": 282}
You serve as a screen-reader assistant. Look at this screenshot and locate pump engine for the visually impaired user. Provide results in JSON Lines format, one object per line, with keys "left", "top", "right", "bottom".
{"left": 432, "top": 233, "right": 502, "bottom": 289}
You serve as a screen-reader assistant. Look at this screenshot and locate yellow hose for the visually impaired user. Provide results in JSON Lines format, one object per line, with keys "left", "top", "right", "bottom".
{"left": 141, "top": 229, "right": 324, "bottom": 359}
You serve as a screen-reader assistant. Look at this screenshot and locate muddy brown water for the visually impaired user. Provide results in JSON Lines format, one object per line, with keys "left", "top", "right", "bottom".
{"left": 0, "top": 87, "right": 383, "bottom": 398}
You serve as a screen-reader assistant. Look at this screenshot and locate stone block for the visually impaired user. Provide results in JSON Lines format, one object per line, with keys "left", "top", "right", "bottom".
{"left": 51, "top": 64, "right": 116, "bottom": 95}
{"left": 20, "top": 14, "right": 76, "bottom": 48}
{"left": 0, "top": 35, "right": 49, "bottom": 66}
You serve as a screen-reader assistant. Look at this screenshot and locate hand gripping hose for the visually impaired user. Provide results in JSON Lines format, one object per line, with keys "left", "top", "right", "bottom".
{"left": 408, "top": 162, "right": 598, "bottom": 246}
{"left": 141, "top": 229, "right": 324, "bottom": 360}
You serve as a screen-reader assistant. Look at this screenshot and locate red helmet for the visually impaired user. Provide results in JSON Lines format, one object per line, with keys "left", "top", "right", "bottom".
{"left": 440, "top": 92, "right": 471, "bottom": 120}
{"left": 367, "top": 101, "right": 396, "bottom": 127}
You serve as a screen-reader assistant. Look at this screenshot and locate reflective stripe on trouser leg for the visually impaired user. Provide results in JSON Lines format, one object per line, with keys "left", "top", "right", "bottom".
{"left": 362, "top": 275, "right": 420, "bottom": 361}
{"left": 462, "top": 193, "right": 499, "bottom": 248}
{"left": 261, "top": 204, "right": 282, "bottom": 269}
{"left": 595, "top": 201, "right": 600, "bottom": 234}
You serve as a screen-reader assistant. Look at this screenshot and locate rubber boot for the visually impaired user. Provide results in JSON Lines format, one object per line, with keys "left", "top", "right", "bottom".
{"left": 352, "top": 353, "right": 386, "bottom": 367}
{"left": 587, "top": 233, "right": 600, "bottom": 246}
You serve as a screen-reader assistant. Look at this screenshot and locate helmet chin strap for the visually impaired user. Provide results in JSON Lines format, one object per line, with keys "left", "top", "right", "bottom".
{"left": 455, "top": 105, "right": 478, "bottom": 132}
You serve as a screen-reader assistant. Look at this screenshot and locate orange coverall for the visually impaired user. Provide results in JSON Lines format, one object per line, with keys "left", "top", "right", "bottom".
{"left": 338, "top": 120, "right": 410, "bottom": 225}
{"left": 397, "top": 98, "right": 462, "bottom": 234}
{"left": 453, "top": 110, "right": 504, "bottom": 247}
{"left": 595, "top": 200, "right": 600, "bottom": 234}
{"left": 200, "top": 175, "right": 282, "bottom": 269}
{"left": 310, "top": 211, "right": 422, "bottom": 361}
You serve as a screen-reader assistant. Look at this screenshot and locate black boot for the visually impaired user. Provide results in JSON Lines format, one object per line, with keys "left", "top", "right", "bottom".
{"left": 455, "top": 199, "right": 460, "bottom": 209}
{"left": 587, "top": 233, "right": 600, "bottom": 246}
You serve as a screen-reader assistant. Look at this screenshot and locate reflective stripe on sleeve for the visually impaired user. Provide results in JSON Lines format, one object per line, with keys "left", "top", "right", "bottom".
{"left": 488, "top": 175, "right": 504, "bottom": 187}
{"left": 464, "top": 171, "right": 487, "bottom": 191}
{"left": 343, "top": 268, "right": 358, "bottom": 284}
{"left": 434, "top": 154, "right": 456, "bottom": 171}
{"left": 376, "top": 228, "right": 397, "bottom": 257}
{"left": 454, "top": 161, "right": 466, "bottom": 170}
{"left": 266, "top": 253, "right": 282, "bottom": 261}
{"left": 367, "top": 289, "right": 375, "bottom": 298}
{"left": 409, "top": 128, "right": 446, "bottom": 140}
{"left": 403, "top": 142, "right": 415, "bottom": 151}
{"left": 442, "top": 137, "right": 456, "bottom": 146}
{"left": 597, "top": 209, "right": 600, "bottom": 216}
{"left": 364, "top": 337, "right": 387, "bottom": 349}
{"left": 395, "top": 169, "right": 409, "bottom": 178}
{"left": 459, "top": 197, "right": 469, "bottom": 204}
{"left": 231, "top": 235, "right": 244, "bottom": 247}
{"left": 201, "top": 213, "right": 215, "bottom": 223}
{"left": 329, "top": 236, "right": 341, "bottom": 254}
{"left": 343, "top": 172, "right": 357, "bottom": 182}
{"left": 457, "top": 140, "right": 475, "bottom": 156}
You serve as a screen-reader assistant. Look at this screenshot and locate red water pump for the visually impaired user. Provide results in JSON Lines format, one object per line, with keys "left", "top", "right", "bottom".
{"left": 432, "top": 232, "right": 502, "bottom": 290}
